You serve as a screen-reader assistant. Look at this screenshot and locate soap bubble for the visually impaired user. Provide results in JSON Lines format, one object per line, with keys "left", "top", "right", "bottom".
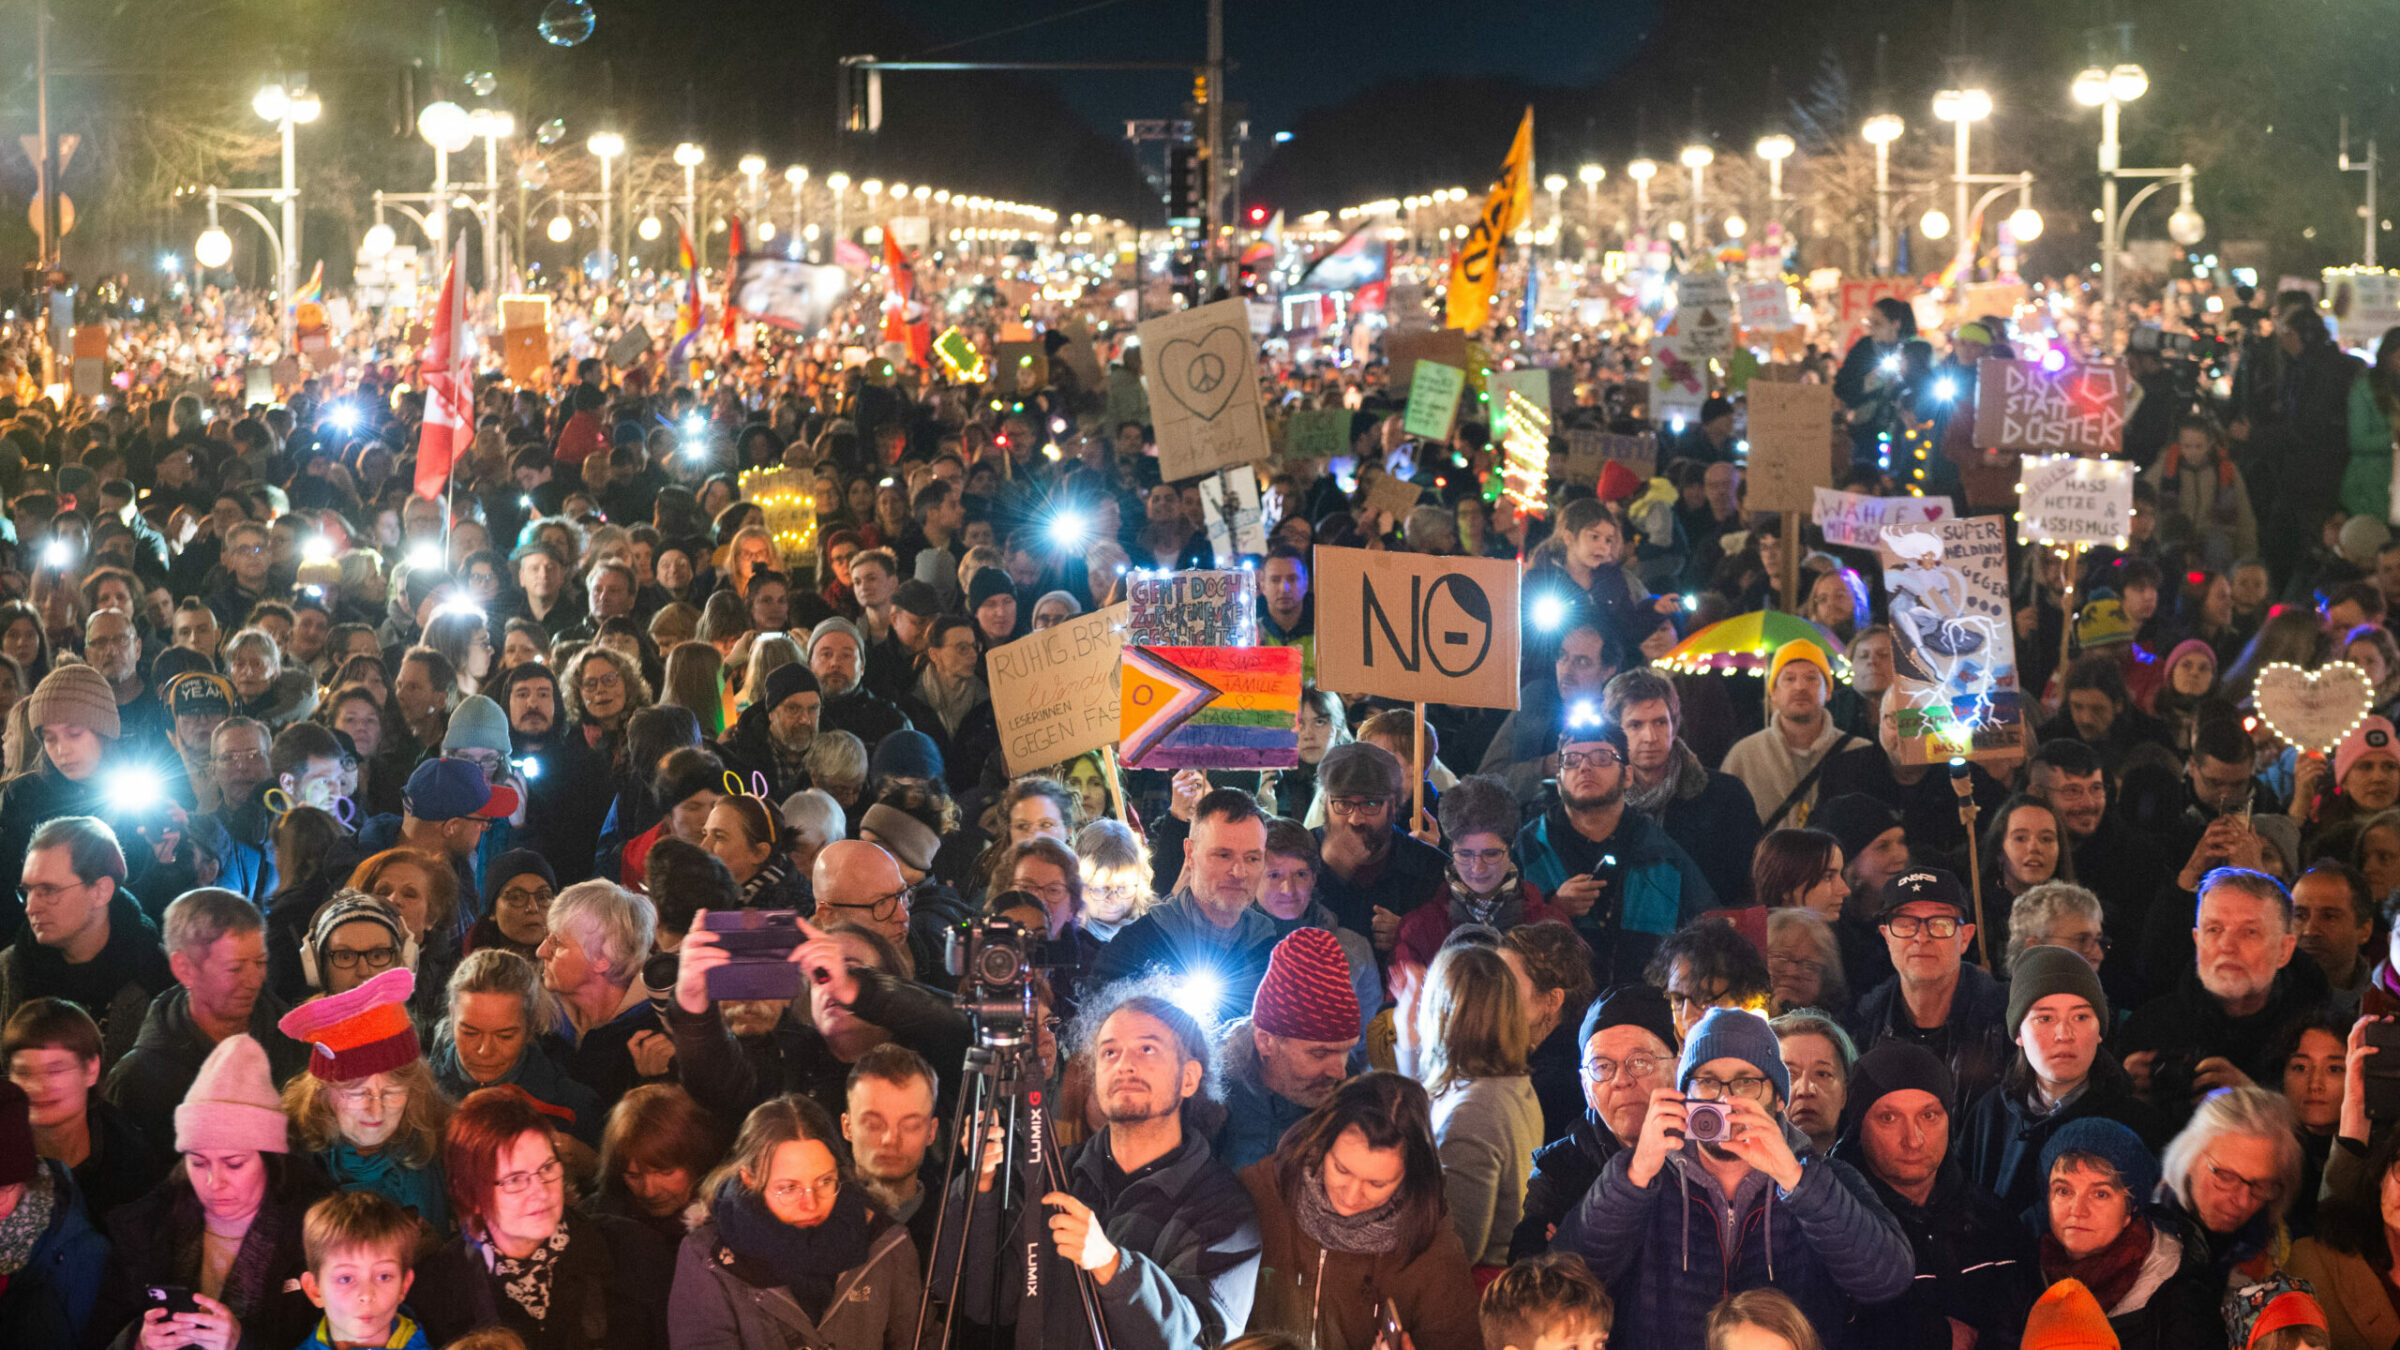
{"left": 465, "top": 70, "right": 498, "bottom": 97}
{"left": 534, "top": 118, "right": 567, "bottom": 147}
{"left": 538, "top": 0, "right": 595, "bottom": 47}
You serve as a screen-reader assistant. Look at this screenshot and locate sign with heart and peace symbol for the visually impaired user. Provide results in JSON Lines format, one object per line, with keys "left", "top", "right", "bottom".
{"left": 1138, "top": 298, "right": 1273, "bottom": 482}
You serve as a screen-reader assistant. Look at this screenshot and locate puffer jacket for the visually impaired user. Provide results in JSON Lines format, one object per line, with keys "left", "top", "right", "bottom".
{"left": 667, "top": 1209, "right": 921, "bottom": 1350}
{"left": 1212, "top": 1017, "right": 1320, "bottom": 1171}
{"left": 1514, "top": 805, "right": 1716, "bottom": 986}
{"left": 0, "top": 1159, "right": 108, "bottom": 1346}
{"left": 1560, "top": 1118, "right": 1912, "bottom": 1350}
{"left": 1237, "top": 1158, "right": 1483, "bottom": 1350}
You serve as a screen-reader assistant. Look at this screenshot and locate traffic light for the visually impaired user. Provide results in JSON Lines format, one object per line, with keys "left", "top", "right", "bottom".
{"left": 841, "top": 61, "right": 882, "bottom": 135}
{"left": 1167, "top": 143, "right": 1201, "bottom": 225}
{"left": 1247, "top": 205, "right": 1268, "bottom": 225}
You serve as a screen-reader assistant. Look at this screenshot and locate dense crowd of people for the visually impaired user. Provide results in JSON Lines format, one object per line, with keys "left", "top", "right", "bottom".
{"left": 0, "top": 272, "right": 2394, "bottom": 1350}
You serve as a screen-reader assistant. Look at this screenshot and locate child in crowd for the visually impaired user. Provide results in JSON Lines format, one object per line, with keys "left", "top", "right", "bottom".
{"left": 1479, "top": 1252, "right": 1614, "bottom": 1350}
{"left": 297, "top": 1189, "right": 430, "bottom": 1350}
{"left": 1705, "top": 1288, "right": 1825, "bottom": 1350}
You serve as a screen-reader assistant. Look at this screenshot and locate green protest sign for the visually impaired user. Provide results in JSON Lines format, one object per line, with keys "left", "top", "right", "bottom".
{"left": 1402, "top": 361, "right": 1465, "bottom": 441}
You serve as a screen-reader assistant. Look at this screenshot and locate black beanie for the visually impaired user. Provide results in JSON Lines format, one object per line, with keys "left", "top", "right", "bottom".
{"left": 1576, "top": 982, "right": 1681, "bottom": 1056}
{"left": 968, "top": 567, "right": 1016, "bottom": 611}
{"left": 1844, "top": 1042, "right": 1955, "bottom": 1128}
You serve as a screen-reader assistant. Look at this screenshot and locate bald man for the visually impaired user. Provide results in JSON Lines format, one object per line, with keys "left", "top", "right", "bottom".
{"left": 812, "top": 839, "right": 913, "bottom": 951}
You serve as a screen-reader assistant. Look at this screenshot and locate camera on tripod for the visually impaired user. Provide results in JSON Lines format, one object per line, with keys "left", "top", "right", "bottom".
{"left": 945, "top": 900, "right": 1080, "bottom": 1026}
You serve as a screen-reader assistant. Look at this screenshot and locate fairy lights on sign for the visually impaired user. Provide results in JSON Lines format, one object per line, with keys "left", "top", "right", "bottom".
{"left": 2251, "top": 661, "right": 2376, "bottom": 758}
{"left": 2014, "top": 454, "right": 2135, "bottom": 549}
{"left": 1500, "top": 390, "right": 1550, "bottom": 514}
{"left": 737, "top": 467, "right": 818, "bottom": 561}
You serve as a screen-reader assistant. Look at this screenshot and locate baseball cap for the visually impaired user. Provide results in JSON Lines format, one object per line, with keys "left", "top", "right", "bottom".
{"left": 1876, "top": 866, "right": 1969, "bottom": 922}
{"left": 892, "top": 580, "right": 942, "bottom": 619}
{"left": 164, "top": 672, "right": 236, "bottom": 720}
{"left": 402, "top": 757, "right": 520, "bottom": 822}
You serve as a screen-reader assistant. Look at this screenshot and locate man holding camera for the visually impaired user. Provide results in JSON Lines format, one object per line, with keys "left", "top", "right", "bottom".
{"left": 1561, "top": 1006, "right": 1911, "bottom": 1349}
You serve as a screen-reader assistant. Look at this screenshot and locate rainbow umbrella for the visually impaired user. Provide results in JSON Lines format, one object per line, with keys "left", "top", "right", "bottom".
{"left": 1656, "top": 611, "right": 1851, "bottom": 679}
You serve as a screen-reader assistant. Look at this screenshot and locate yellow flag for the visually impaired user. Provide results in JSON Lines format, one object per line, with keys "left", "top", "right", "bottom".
{"left": 1445, "top": 107, "right": 1534, "bottom": 332}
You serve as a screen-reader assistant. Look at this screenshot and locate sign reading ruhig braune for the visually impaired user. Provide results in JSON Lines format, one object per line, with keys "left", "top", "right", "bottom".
{"left": 1973, "top": 358, "right": 2129, "bottom": 455}
{"left": 2015, "top": 454, "right": 2136, "bottom": 547}
{"left": 987, "top": 604, "right": 1128, "bottom": 775}
{"left": 1874, "top": 516, "right": 2024, "bottom": 765}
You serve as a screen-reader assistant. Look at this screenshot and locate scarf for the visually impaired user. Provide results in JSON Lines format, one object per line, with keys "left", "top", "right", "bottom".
{"left": 1443, "top": 868, "right": 1524, "bottom": 929}
{"left": 914, "top": 664, "right": 986, "bottom": 738}
{"left": 1625, "top": 741, "right": 1705, "bottom": 816}
{"left": 1293, "top": 1163, "right": 1406, "bottom": 1257}
{"left": 713, "top": 1178, "right": 872, "bottom": 1321}
{"left": 322, "top": 1141, "right": 450, "bottom": 1235}
{"left": 2039, "top": 1214, "right": 2154, "bottom": 1313}
{"left": 742, "top": 854, "right": 794, "bottom": 907}
{"left": 484, "top": 1211, "right": 571, "bottom": 1322}
{"left": 0, "top": 1161, "right": 55, "bottom": 1277}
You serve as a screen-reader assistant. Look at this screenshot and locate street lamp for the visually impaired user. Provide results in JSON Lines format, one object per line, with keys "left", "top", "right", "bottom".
{"left": 254, "top": 76, "right": 317, "bottom": 344}
{"left": 468, "top": 107, "right": 514, "bottom": 290}
{"left": 673, "top": 142, "right": 704, "bottom": 241}
{"left": 1625, "top": 157, "right": 1657, "bottom": 237}
{"left": 826, "top": 171, "right": 850, "bottom": 251}
{"left": 417, "top": 100, "right": 473, "bottom": 284}
{"left": 547, "top": 213, "right": 573, "bottom": 244}
{"left": 1679, "top": 143, "right": 1713, "bottom": 248}
{"left": 588, "top": 131, "right": 625, "bottom": 279}
{"left": 739, "top": 153, "right": 766, "bottom": 226}
{"left": 195, "top": 225, "right": 233, "bottom": 270}
{"left": 1577, "top": 163, "right": 1604, "bottom": 257}
{"left": 1862, "top": 111, "right": 1906, "bottom": 274}
{"left": 2074, "top": 45, "right": 2181, "bottom": 316}
{"left": 1933, "top": 87, "right": 1992, "bottom": 281}
{"left": 1542, "top": 172, "right": 1567, "bottom": 260}
{"left": 785, "top": 164, "right": 809, "bottom": 257}
{"left": 1755, "top": 132, "right": 1795, "bottom": 238}
{"left": 361, "top": 221, "right": 396, "bottom": 259}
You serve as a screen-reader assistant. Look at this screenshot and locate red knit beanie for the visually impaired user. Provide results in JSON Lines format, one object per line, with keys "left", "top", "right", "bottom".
{"left": 1252, "top": 928, "right": 1360, "bottom": 1043}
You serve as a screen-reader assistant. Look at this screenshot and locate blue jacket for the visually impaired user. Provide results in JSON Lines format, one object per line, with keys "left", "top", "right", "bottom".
{"left": 1087, "top": 892, "right": 1282, "bottom": 1021}
{"left": 0, "top": 1158, "right": 108, "bottom": 1345}
{"left": 1562, "top": 1121, "right": 1912, "bottom": 1350}
{"left": 1210, "top": 1017, "right": 1320, "bottom": 1170}
{"left": 1515, "top": 806, "right": 1715, "bottom": 985}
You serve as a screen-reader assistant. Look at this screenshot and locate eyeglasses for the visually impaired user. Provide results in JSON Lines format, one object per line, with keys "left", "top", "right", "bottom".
{"left": 2052, "top": 931, "right": 2111, "bottom": 956}
{"left": 1019, "top": 880, "right": 1072, "bottom": 906}
{"left": 822, "top": 888, "right": 908, "bottom": 924}
{"left": 326, "top": 945, "right": 400, "bottom": 971}
{"left": 497, "top": 885, "right": 554, "bottom": 911}
{"left": 2198, "top": 1155, "right": 2281, "bottom": 1204}
{"left": 1327, "top": 796, "right": 1390, "bottom": 818}
{"left": 213, "top": 750, "right": 268, "bottom": 770}
{"left": 1581, "top": 1054, "right": 1663, "bottom": 1083}
{"left": 329, "top": 1084, "right": 409, "bottom": 1110}
{"left": 16, "top": 879, "right": 88, "bottom": 907}
{"left": 1453, "top": 846, "right": 1510, "bottom": 869}
{"left": 1686, "top": 1073, "right": 1773, "bottom": 1101}
{"left": 580, "top": 671, "right": 623, "bottom": 692}
{"left": 493, "top": 1156, "right": 564, "bottom": 1196}
{"left": 767, "top": 1172, "right": 842, "bottom": 1205}
{"left": 1560, "top": 750, "right": 1624, "bottom": 772}
{"left": 1884, "top": 914, "right": 1963, "bottom": 939}
{"left": 1667, "top": 987, "right": 1729, "bottom": 1015}
{"left": 1767, "top": 952, "right": 1829, "bottom": 980}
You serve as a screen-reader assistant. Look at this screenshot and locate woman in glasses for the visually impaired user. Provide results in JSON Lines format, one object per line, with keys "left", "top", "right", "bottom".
{"left": 414, "top": 1083, "right": 672, "bottom": 1349}
{"left": 279, "top": 965, "right": 455, "bottom": 1237}
{"left": 2156, "top": 1085, "right": 2304, "bottom": 1290}
{"left": 667, "top": 1093, "right": 922, "bottom": 1350}
{"left": 469, "top": 849, "right": 555, "bottom": 961}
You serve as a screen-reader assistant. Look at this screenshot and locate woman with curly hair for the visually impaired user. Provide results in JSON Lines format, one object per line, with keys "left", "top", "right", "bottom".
{"left": 563, "top": 644, "right": 653, "bottom": 774}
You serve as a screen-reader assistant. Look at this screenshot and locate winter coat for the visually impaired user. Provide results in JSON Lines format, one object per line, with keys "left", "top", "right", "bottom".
{"left": 428, "top": 1026, "right": 606, "bottom": 1146}
{"left": 235, "top": 669, "right": 321, "bottom": 730}
{"left": 1307, "top": 828, "right": 1451, "bottom": 948}
{"left": 1430, "top": 1075, "right": 1542, "bottom": 1267}
{"left": 1514, "top": 805, "right": 1716, "bottom": 986}
{"left": 0, "top": 888, "right": 174, "bottom": 1069}
{"left": 943, "top": 1124, "right": 1260, "bottom": 1350}
{"left": 1391, "top": 881, "right": 1576, "bottom": 975}
{"left": 1237, "top": 1159, "right": 1483, "bottom": 1350}
{"left": 1841, "top": 962, "right": 2015, "bottom": 1116}
{"left": 2287, "top": 1234, "right": 2400, "bottom": 1350}
{"left": 1211, "top": 1018, "right": 1323, "bottom": 1171}
{"left": 100, "top": 985, "right": 310, "bottom": 1150}
{"left": 86, "top": 1157, "right": 334, "bottom": 1350}
{"left": 2149, "top": 445, "right": 2260, "bottom": 573}
{"left": 2084, "top": 1219, "right": 2223, "bottom": 1350}
{"left": 1634, "top": 744, "right": 1765, "bottom": 907}
{"left": 664, "top": 971, "right": 972, "bottom": 1128}
{"left": 1509, "top": 1108, "right": 1621, "bottom": 1262}
{"left": 2114, "top": 959, "right": 2334, "bottom": 1129}
{"left": 1839, "top": 1159, "right": 2036, "bottom": 1350}
{"left": 71, "top": 1097, "right": 172, "bottom": 1225}
{"left": 1087, "top": 893, "right": 1282, "bottom": 1021}
{"left": 1953, "top": 1051, "right": 2167, "bottom": 1214}
{"left": 411, "top": 1209, "right": 673, "bottom": 1350}
{"left": 1560, "top": 1118, "right": 1913, "bottom": 1350}
{"left": 2344, "top": 373, "right": 2399, "bottom": 521}
{"left": 552, "top": 983, "right": 667, "bottom": 1114}
{"left": 0, "top": 1158, "right": 108, "bottom": 1346}
{"left": 1720, "top": 721, "right": 1867, "bottom": 829}
{"left": 0, "top": 764, "right": 168, "bottom": 935}
{"left": 667, "top": 1209, "right": 921, "bottom": 1350}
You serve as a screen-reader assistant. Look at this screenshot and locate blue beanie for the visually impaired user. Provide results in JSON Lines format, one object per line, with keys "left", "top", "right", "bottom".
{"left": 2039, "top": 1117, "right": 2159, "bottom": 1208}
{"left": 442, "top": 695, "right": 512, "bottom": 754}
{"left": 871, "top": 728, "right": 944, "bottom": 782}
{"left": 1678, "top": 1007, "right": 1790, "bottom": 1104}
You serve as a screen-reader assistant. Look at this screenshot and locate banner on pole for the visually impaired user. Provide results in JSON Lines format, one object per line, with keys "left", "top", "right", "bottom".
{"left": 1120, "top": 645, "right": 1303, "bottom": 770}
{"left": 1559, "top": 430, "right": 1657, "bottom": 484}
{"left": 1402, "top": 360, "right": 1466, "bottom": 440}
{"left": 1875, "top": 515, "right": 2024, "bottom": 764}
{"left": 1972, "top": 358, "right": 2129, "bottom": 455}
{"left": 1201, "top": 465, "right": 1267, "bottom": 562}
{"left": 2015, "top": 453, "right": 2137, "bottom": 546}
{"left": 1742, "top": 381, "right": 1836, "bottom": 512}
{"left": 1811, "top": 488, "right": 1947, "bottom": 548}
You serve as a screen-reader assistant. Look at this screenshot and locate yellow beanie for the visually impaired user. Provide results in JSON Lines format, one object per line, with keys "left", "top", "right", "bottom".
{"left": 1767, "top": 638, "right": 1835, "bottom": 689}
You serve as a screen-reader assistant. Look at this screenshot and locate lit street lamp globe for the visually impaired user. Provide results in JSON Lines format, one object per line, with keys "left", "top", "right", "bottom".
{"left": 361, "top": 222, "right": 397, "bottom": 258}
{"left": 1579, "top": 163, "right": 1604, "bottom": 185}
{"left": 1626, "top": 158, "right": 1658, "bottom": 182}
{"left": 1862, "top": 113, "right": 1905, "bottom": 145}
{"left": 1679, "top": 144, "right": 1714, "bottom": 169}
{"left": 673, "top": 142, "right": 705, "bottom": 168}
{"left": 253, "top": 84, "right": 289, "bottom": 123}
{"left": 2109, "top": 63, "right": 2150, "bottom": 104}
{"left": 1919, "top": 209, "right": 1952, "bottom": 240}
{"left": 1723, "top": 215, "right": 1747, "bottom": 238}
{"left": 195, "top": 227, "right": 233, "bottom": 269}
{"left": 587, "top": 131, "right": 625, "bottom": 160}
{"left": 740, "top": 154, "right": 766, "bottom": 177}
{"left": 2072, "top": 67, "right": 2112, "bottom": 107}
{"left": 638, "top": 215, "right": 662, "bottom": 241}
{"left": 2008, "top": 207, "right": 2045, "bottom": 242}
{"left": 2168, "top": 207, "right": 2207, "bottom": 246}
{"left": 785, "top": 165, "right": 808, "bottom": 186}
{"left": 547, "top": 215, "right": 573, "bottom": 243}
{"left": 1543, "top": 173, "right": 1567, "bottom": 194}
{"left": 417, "top": 100, "right": 474, "bottom": 154}
{"left": 1755, "top": 133, "right": 1796, "bottom": 162}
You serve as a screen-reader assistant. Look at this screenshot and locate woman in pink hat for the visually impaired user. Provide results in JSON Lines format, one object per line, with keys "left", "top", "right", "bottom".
{"left": 2295, "top": 715, "right": 2400, "bottom": 858}
{"left": 86, "top": 1033, "right": 332, "bottom": 1350}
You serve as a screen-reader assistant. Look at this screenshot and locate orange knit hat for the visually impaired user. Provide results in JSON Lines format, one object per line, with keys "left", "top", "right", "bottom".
{"left": 2024, "top": 1279, "right": 2119, "bottom": 1350}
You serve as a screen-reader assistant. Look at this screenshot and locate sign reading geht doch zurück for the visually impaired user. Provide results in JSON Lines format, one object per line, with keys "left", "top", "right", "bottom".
{"left": 2014, "top": 453, "right": 2136, "bottom": 547}
{"left": 986, "top": 603, "right": 1128, "bottom": 776}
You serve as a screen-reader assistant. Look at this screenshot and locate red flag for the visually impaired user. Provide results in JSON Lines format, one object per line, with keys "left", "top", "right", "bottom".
{"left": 413, "top": 237, "right": 473, "bottom": 501}
{"left": 720, "top": 216, "right": 745, "bottom": 348}
{"left": 880, "top": 229, "right": 930, "bottom": 365}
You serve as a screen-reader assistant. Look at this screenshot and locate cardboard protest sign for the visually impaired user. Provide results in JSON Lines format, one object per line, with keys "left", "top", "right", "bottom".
{"left": 1811, "top": 488, "right": 1947, "bottom": 548}
{"left": 1559, "top": 430, "right": 1657, "bottom": 485}
{"left": 1972, "top": 358, "right": 2129, "bottom": 455}
{"left": 500, "top": 296, "right": 551, "bottom": 386}
{"left": 1876, "top": 515, "right": 2024, "bottom": 764}
{"left": 605, "top": 323, "right": 652, "bottom": 368}
{"left": 987, "top": 604, "right": 1128, "bottom": 774}
{"left": 1312, "top": 545, "right": 1521, "bottom": 709}
{"left": 1281, "top": 407, "right": 1350, "bottom": 462}
{"left": 1201, "top": 465, "right": 1267, "bottom": 562}
{"left": 1742, "top": 381, "right": 1837, "bottom": 512}
{"left": 1126, "top": 570, "right": 1256, "bottom": 646}
{"left": 2327, "top": 269, "right": 2400, "bottom": 347}
{"left": 1383, "top": 328, "right": 1470, "bottom": 391}
{"left": 2254, "top": 662, "right": 2377, "bottom": 756}
{"left": 1737, "top": 279, "right": 1794, "bottom": 332}
{"left": 1675, "top": 273, "right": 1736, "bottom": 358}
{"left": 1363, "top": 472, "right": 1426, "bottom": 527}
{"left": 1137, "top": 298, "right": 1273, "bottom": 481}
{"left": 2014, "top": 454, "right": 2136, "bottom": 546}
{"left": 1402, "top": 361, "right": 1467, "bottom": 440}
{"left": 1649, "top": 334, "right": 1708, "bottom": 426}
{"left": 1120, "top": 644, "right": 1303, "bottom": 770}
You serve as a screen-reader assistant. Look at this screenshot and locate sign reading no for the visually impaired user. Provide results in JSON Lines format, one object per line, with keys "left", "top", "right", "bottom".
{"left": 1313, "top": 546, "right": 1522, "bottom": 710}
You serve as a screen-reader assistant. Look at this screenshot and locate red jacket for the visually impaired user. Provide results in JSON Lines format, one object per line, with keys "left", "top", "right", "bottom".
{"left": 554, "top": 408, "right": 606, "bottom": 464}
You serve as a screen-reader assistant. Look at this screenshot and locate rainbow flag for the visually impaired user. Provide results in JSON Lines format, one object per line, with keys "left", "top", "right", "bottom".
{"left": 1120, "top": 645, "right": 1302, "bottom": 770}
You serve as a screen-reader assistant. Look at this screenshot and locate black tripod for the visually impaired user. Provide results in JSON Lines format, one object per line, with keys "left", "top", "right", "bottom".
{"left": 910, "top": 1000, "right": 1113, "bottom": 1350}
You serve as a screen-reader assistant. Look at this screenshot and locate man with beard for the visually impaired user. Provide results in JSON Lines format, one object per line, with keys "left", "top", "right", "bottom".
{"left": 2027, "top": 738, "right": 2167, "bottom": 1007}
{"left": 177, "top": 717, "right": 277, "bottom": 903}
{"left": 103, "top": 888, "right": 307, "bottom": 1147}
{"left": 1722, "top": 640, "right": 1864, "bottom": 829}
{"left": 955, "top": 993, "right": 1261, "bottom": 1349}
{"left": 1091, "top": 788, "right": 1283, "bottom": 1019}
{"left": 1212, "top": 928, "right": 1363, "bottom": 1169}
{"left": 1309, "top": 743, "right": 1450, "bottom": 959}
{"left": 721, "top": 662, "right": 821, "bottom": 800}
{"left": 807, "top": 617, "right": 913, "bottom": 749}
{"left": 1515, "top": 706, "right": 1715, "bottom": 984}
{"left": 1605, "top": 668, "right": 1760, "bottom": 904}
{"left": 493, "top": 662, "right": 607, "bottom": 884}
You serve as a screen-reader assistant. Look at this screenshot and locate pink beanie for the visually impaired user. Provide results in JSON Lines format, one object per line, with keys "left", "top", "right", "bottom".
{"left": 2336, "top": 715, "right": 2399, "bottom": 789}
{"left": 174, "top": 1034, "right": 290, "bottom": 1155}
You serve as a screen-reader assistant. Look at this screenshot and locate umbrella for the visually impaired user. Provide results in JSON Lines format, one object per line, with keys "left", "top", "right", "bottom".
{"left": 1656, "top": 610, "right": 1851, "bottom": 679}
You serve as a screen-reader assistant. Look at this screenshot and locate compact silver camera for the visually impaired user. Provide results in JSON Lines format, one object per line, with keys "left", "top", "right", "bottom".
{"left": 1684, "top": 1099, "right": 1732, "bottom": 1143}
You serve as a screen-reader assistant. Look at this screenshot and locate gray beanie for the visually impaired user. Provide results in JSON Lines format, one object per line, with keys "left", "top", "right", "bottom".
{"left": 2006, "top": 942, "right": 2109, "bottom": 1031}
{"left": 442, "top": 695, "right": 511, "bottom": 754}
{"left": 1677, "top": 1007, "right": 1791, "bottom": 1103}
